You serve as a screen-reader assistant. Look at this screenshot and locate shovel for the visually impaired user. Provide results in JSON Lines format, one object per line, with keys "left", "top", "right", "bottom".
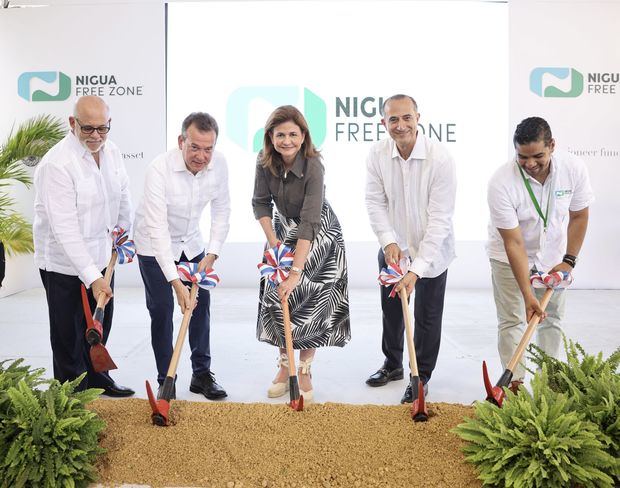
{"left": 399, "top": 288, "right": 428, "bottom": 422}
{"left": 483, "top": 287, "right": 553, "bottom": 407}
{"left": 80, "top": 250, "right": 118, "bottom": 373}
{"left": 282, "top": 297, "right": 304, "bottom": 411}
{"left": 146, "top": 282, "right": 199, "bottom": 426}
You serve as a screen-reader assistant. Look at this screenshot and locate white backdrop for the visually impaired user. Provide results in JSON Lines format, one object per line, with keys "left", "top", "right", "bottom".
{"left": 509, "top": 0, "right": 620, "bottom": 288}
{"left": 167, "top": 0, "right": 509, "bottom": 287}
{"left": 0, "top": 3, "right": 166, "bottom": 296}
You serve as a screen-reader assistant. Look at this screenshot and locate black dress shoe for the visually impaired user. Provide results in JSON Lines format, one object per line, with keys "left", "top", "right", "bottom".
{"left": 366, "top": 365, "right": 404, "bottom": 387}
{"left": 101, "top": 381, "right": 135, "bottom": 398}
{"left": 189, "top": 370, "right": 227, "bottom": 400}
{"left": 400, "top": 378, "right": 429, "bottom": 404}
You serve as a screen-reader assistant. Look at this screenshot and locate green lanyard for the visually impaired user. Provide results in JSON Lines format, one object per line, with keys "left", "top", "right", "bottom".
{"left": 517, "top": 163, "right": 551, "bottom": 230}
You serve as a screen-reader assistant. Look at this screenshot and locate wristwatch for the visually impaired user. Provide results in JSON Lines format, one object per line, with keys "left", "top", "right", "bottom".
{"left": 562, "top": 254, "right": 577, "bottom": 268}
{"left": 290, "top": 266, "right": 303, "bottom": 275}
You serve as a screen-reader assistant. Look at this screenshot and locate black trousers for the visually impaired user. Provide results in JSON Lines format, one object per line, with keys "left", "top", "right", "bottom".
{"left": 378, "top": 249, "right": 448, "bottom": 384}
{"left": 39, "top": 268, "right": 116, "bottom": 390}
{"left": 138, "top": 252, "right": 211, "bottom": 384}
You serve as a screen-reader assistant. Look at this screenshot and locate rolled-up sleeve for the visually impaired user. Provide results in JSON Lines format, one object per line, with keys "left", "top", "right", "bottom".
{"left": 296, "top": 159, "right": 324, "bottom": 242}
{"left": 252, "top": 159, "right": 274, "bottom": 220}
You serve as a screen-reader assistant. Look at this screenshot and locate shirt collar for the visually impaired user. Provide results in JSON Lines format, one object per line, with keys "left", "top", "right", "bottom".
{"left": 68, "top": 130, "right": 101, "bottom": 160}
{"left": 280, "top": 152, "right": 306, "bottom": 178}
{"left": 390, "top": 132, "right": 426, "bottom": 162}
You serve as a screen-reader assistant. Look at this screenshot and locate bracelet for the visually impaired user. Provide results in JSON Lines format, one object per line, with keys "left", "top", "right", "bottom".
{"left": 290, "top": 266, "right": 303, "bottom": 275}
{"left": 562, "top": 254, "right": 577, "bottom": 268}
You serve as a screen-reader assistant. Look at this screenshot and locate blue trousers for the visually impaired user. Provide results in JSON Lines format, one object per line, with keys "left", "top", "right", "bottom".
{"left": 378, "top": 249, "right": 448, "bottom": 384}
{"left": 138, "top": 252, "right": 211, "bottom": 383}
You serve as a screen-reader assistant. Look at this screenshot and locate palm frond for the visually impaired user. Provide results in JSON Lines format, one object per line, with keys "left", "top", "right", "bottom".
{"left": 0, "top": 114, "right": 66, "bottom": 187}
{"left": 0, "top": 213, "right": 34, "bottom": 256}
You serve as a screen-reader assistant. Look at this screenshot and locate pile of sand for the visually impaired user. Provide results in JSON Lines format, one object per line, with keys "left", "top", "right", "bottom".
{"left": 91, "top": 399, "right": 480, "bottom": 487}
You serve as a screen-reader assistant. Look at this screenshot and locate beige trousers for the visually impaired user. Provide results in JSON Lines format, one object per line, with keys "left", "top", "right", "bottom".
{"left": 490, "top": 259, "right": 565, "bottom": 381}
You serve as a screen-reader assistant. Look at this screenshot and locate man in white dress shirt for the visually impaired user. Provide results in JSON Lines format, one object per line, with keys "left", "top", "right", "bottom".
{"left": 134, "top": 112, "right": 230, "bottom": 400}
{"left": 33, "top": 95, "right": 134, "bottom": 396}
{"left": 365, "top": 94, "right": 456, "bottom": 403}
{"left": 487, "top": 116, "right": 593, "bottom": 392}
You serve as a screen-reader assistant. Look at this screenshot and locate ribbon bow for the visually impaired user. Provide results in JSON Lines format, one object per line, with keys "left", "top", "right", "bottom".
{"left": 111, "top": 226, "right": 136, "bottom": 264}
{"left": 378, "top": 258, "right": 410, "bottom": 298}
{"left": 257, "top": 242, "right": 294, "bottom": 285}
{"left": 177, "top": 262, "right": 219, "bottom": 289}
{"left": 530, "top": 271, "right": 573, "bottom": 289}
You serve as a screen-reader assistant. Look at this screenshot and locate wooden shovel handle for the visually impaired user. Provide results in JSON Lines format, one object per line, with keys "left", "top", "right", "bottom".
{"left": 399, "top": 288, "right": 419, "bottom": 377}
{"left": 507, "top": 288, "right": 554, "bottom": 372}
{"left": 95, "top": 250, "right": 118, "bottom": 309}
{"left": 282, "top": 298, "right": 297, "bottom": 377}
{"left": 166, "top": 282, "right": 199, "bottom": 378}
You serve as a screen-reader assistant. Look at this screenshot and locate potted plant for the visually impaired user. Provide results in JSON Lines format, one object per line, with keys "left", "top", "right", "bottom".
{"left": 0, "top": 114, "right": 65, "bottom": 288}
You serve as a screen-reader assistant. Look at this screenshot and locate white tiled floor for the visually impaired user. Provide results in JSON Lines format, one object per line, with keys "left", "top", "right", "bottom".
{"left": 1, "top": 287, "right": 618, "bottom": 406}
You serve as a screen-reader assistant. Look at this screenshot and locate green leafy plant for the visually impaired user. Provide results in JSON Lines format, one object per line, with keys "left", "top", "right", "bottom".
{"left": 453, "top": 366, "right": 615, "bottom": 487}
{"left": 528, "top": 340, "right": 620, "bottom": 479}
{"left": 0, "top": 114, "right": 66, "bottom": 256}
{"left": 0, "top": 358, "right": 46, "bottom": 420}
{"left": 0, "top": 362, "right": 106, "bottom": 488}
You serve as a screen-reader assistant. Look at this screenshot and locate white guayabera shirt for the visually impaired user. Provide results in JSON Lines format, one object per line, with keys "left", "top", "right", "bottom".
{"left": 365, "top": 134, "right": 457, "bottom": 279}
{"left": 33, "top": 132, "right": 133, "bottom": 286}
{"left": 487, "top": 151, "right": 594, "bottom": 272}
{"left": 133, "top": 148, "right": 231, "bottom": 282}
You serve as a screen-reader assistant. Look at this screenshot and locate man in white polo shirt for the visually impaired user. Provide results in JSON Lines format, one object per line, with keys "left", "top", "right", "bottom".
{"left": 365, "top": 94, "right": 456, "bottom": 403}
{"left": 487, "top": 116, "right": 593, "bottom": 392}
{"left": 134, "top": 112, "right": 230, "bottom": 400}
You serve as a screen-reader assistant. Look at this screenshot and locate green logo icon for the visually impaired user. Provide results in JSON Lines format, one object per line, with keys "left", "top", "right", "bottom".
{"left": 18, "top": 71, "right": 72, "bottom": 102}
{"left": 530, "top": 68, "right": 583, "bottom": 98}
{"left": 226, "top": 87, "right": 326, "bottom": 152}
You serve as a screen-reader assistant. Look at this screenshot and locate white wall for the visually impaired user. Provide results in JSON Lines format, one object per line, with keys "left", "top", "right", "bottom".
{"left": 509, "top": 0, "right": 620, "bottom": 288}
{"left": 0, "top": 3, "right": 166, "bottom": 296}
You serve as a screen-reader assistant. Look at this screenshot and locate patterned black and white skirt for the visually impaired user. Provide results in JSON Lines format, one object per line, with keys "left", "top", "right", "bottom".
{"left": 256, "top": 201, "right": 351, "bottom": 349}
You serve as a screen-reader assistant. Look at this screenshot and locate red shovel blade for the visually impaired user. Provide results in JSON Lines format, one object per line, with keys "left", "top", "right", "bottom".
{"left": 482, "top": 360, "right": 505, "bottom": 407}
{"left": 146, "top": 380, "right": 170, "bottom": 426}
{"left": 90, "top": 343, "right": 117, "bottom": 373}
{"left": 288, "top": 395, "right": 304, "bottom": 412}
{"left": 411, "top": 381, "right": 429, "bottom": 422}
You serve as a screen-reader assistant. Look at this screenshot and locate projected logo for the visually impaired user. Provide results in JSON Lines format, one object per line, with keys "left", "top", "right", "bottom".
{"left": 226, "top": 87, "right": 326, "bottom": 152}
{"left": 530, "top": 67, "right": 584, "bottom": 98}
{"left": 17, "top": 71, "right": 72, "bottom": 102}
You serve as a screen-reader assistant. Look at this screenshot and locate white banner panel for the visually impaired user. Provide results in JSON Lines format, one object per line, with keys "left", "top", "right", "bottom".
{"left": 0, "top": 3, "right": 166, "bottom": 296}
{"left": 167, "top": 0, "right": 508, "bottom": 287}
{"left": 510, "top": 0, "right": 620, "bottom": 288}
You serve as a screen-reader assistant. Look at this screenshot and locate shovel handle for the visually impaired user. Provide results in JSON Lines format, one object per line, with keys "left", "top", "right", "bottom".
{"left": 95, "top": 250, "right": 118, "bottom": 310}
{"left": 281, "top": 298, "right": 297, "bottom": 377}
{"left": 166, "top": 283, "right": 199, "bottom": 378}
{"left": 507, "top": 288, "right": 554, "bottom": 372}
{"left": 399, "top": 288, "right": 419, "bottom": 377}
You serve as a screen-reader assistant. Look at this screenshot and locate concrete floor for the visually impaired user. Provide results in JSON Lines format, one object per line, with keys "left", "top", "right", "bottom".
{"left": 1, "top": 287, "right": 618, "bottom": 406}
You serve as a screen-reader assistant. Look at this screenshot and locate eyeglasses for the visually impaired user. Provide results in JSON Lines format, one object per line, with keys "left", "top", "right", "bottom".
{"left": 75, "top": 118, "right": 111, "bottom": 135}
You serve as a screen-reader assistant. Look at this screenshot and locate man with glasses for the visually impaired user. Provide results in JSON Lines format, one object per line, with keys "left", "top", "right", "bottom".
{"left": 487, "top": 116, "right": 593, "bottom": 393}
{"left": 133, "top": 112, "right": 230, "bottom": 401}
{"left": 33, "top": 95, "right": 134, "bottom": 396}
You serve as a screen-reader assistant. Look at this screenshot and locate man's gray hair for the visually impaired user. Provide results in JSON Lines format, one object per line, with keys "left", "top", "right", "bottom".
{"left": 381, "top": 94, "right": 418, "bottom": 116}
{"left": 181, "top": 112, "right": 219, "bottom": 139}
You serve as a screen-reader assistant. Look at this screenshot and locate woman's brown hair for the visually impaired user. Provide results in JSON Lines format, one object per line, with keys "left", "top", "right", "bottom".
{"left": 260, "top": 105, "right": 320, "bottom": 176}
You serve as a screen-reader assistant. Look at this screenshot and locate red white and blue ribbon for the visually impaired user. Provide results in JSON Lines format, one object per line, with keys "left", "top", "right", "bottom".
{"left": 378, "top": 259, "right": 409, "bottom": 298}
{"left": 257, "top": 242, "right": 294, "bottom": 285}
{"left": 530, "top": 271, "right": 573, "bottom": 289}
{"left": 177, "top": 262, "right": 219, "bottom": 289}
{"left": 111, "top": 226, "right": 136, "bottom": 265}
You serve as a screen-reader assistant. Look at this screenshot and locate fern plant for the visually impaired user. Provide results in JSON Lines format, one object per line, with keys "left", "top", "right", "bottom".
{"left": 0, "top": 358, "right": 46, "bottom": 421}
{"left": 0, "top": 114, "right": 66, "bottom": 257}
{"left": 452, "top": 366, "right": 615, "bottom": 487}
{"left": 528, "top": 340, "right": 620, "bottom": 479}
{"left": 0, "top": 371, "right": 105, "bottom": 488}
